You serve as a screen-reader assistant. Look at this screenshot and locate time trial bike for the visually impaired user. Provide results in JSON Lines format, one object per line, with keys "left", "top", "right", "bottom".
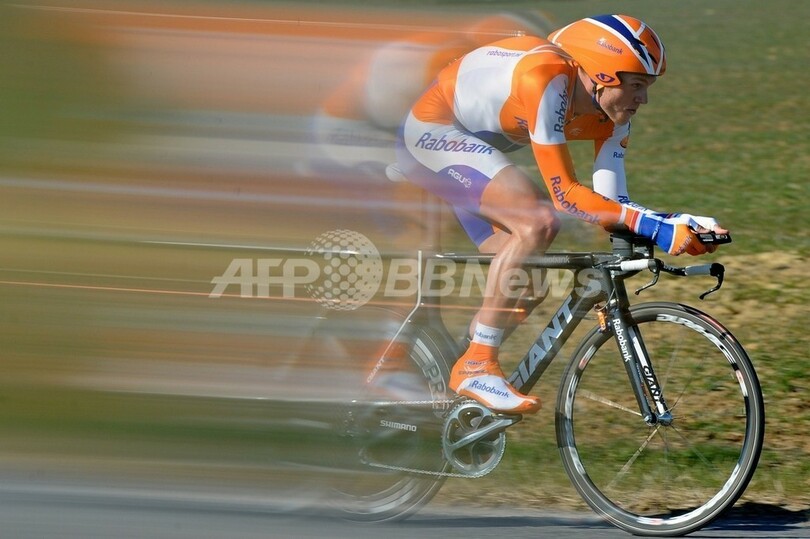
{"left": 324, "top": 231, "right": 764, "bottom": 537}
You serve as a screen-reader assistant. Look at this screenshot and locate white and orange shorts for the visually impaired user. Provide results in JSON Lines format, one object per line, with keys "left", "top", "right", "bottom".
{"left": 396, "top": 111, "right": 519, "bottom": 246}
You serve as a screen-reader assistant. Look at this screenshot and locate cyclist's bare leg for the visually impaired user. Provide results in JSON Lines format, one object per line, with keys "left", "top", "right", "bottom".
{"left": 476, "top": 168, "right": 558, "bottom": 327}
{"left": 449, "top": 165, "right": 559, "bottom": 413}
{"left": 465, "top": 228, "right": 545, "bottom": 343}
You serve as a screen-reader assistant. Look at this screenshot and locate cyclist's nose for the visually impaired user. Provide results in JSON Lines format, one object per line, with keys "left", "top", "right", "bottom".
{"left": 636, "top": 89, "right": 649, "bottom": 105}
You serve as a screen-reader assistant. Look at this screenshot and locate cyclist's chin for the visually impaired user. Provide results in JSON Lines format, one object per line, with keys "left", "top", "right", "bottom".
{"left": 609, "top": 111, "right": 633, "bottom": 126}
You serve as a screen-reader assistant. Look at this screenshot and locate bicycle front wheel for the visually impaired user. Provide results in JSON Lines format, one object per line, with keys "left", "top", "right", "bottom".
{"left": 556, "top": 302, "right": 764, "bottom": 536}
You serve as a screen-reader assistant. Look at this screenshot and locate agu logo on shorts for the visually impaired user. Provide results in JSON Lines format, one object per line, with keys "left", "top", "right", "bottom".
{"left": 305, "top": 229, "right": 384, "bottom": 311}
{"left": 447, "top": 167, "right": 472, "bottom": 188}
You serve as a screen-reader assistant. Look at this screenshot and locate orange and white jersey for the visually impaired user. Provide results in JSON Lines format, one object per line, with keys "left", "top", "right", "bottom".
{"left": 403, "top": 35, "right": 637, "bottom": 232}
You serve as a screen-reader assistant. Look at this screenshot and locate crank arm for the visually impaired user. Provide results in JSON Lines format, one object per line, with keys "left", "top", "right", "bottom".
{"left": 444, "top": 414, "right": 521, "bottom": 453}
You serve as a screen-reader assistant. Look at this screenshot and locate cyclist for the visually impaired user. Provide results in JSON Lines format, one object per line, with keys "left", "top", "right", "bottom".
{"left": 393, "top": 14, "right": 728, "bottom": 414}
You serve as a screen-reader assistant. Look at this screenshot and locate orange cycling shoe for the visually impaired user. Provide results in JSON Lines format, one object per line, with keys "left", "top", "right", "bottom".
{"left": 449, "top": 344, "right": 541, "bottom": 414}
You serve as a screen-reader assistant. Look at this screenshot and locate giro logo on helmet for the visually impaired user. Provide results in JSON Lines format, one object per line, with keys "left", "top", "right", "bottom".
{"left": 596, "top": 73, "right": 616, "bottom": 83}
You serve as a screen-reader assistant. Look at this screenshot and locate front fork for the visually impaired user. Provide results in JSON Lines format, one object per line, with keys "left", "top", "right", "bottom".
{"left": 601, "top": 274, "right": 673, "bottom": 427}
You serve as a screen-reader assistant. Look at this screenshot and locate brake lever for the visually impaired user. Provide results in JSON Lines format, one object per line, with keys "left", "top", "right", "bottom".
{"left": 699, "top": 263, "right": 725, "bottom": 300}
{"left": 692, "top": 232, "right": 728, "bottom": 299}
{"left": 633, "top": 261, "right": 725, "bottom": 299}
{"left": 634, "top": 259, "right": 662, "bottom": 295}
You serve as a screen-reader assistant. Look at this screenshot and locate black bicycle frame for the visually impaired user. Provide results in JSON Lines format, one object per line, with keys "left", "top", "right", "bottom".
{"left": 430, "top": 236, "right": 673, "bottom": 425}
{"left": 508, "top": 267, "right": 602, "bottom": 392}
{"left": 433, "top": 252, "right": 607, "bottom": 391}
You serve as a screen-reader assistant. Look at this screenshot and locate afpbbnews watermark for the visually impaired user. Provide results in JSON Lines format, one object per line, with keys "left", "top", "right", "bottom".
{"left": 209, "top": 229, "right": 601, "bottom": 310}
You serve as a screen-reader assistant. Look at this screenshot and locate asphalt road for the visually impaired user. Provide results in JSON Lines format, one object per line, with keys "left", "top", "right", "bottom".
{"left": 0, "top": 478, "right": 806, "bottom": 539}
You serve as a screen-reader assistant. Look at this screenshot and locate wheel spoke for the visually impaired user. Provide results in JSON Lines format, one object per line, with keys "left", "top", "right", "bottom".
{"left": 668, "top": 423, "right": 717, "bottom": 469}
{"left": 606, "top": 425, "right": 659, "bottom": 490}
{"left": 664, "top": 360, "right": 699, "bottom": 412}
{"left": 657, "top": 331, "right": 698, "bottom": 413}
{"left": 577, "top": 389, "right": 642, "bottom": 416}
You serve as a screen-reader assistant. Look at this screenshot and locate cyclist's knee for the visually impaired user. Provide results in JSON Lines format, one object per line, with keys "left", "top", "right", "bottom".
{"left": 513, "top": 206, "right": 560, "bottom": 249}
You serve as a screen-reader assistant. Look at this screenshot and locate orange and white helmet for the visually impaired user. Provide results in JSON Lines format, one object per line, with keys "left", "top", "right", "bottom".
{"left": 549, "top": 14, "right": 666, "bottom": 86}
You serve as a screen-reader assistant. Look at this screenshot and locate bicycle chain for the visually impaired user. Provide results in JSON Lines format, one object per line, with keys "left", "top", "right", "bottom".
{"left": 367, "top": 398, "right": 455, "bottom": 406}
{"left": 362, "top": 456, "right": 492, "bottom": 479}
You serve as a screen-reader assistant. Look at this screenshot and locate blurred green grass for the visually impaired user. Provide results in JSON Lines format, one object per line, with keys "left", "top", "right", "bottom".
{"left": 0, "top": 0, "right": 806, "bottom": 515}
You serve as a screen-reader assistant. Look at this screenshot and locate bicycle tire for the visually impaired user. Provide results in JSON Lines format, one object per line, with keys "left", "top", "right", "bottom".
{"left": 330, "top": 322, "right": 458, "bottom": 522}
{"left": 556, "top": 302, "right": 764, "bottom": 536}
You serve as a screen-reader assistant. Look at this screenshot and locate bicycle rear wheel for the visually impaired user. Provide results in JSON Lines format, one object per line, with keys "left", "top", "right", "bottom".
{"left": 556, "top": 302, "right": 764, "bottom": 536}
{"left": 329, "top": 323, "right": 458, "bottom": 522}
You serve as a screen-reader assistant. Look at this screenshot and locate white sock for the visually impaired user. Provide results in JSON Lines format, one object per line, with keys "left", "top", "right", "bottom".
{"left": 471, "top": 323, "right": 504, "bottom": 348}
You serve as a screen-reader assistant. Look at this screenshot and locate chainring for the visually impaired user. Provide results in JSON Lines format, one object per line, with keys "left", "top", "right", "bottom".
{"left": 441, "top": 400, "right": 520, "bottom": 478}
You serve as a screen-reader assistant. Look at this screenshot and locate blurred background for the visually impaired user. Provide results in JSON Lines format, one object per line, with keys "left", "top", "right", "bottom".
{"left": 0, "top": 0, "right": 807, "bottom": 523}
